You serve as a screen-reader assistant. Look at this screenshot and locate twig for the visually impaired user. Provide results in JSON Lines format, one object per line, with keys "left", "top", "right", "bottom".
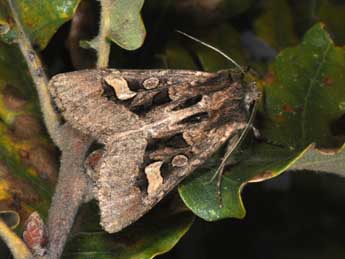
{"left": 7, "top": 2, "right": 94, "bottom": 259}
{"left": 46, "top": 125, "right": 92, "bottom": 259}
{"left": 96, "top": 0, "right": 111, "bottom": 68}
{"left": 7, "top": 1, "right": 114, "bottom": 258}
{"left": 7, "top": 0, "right": 62, "bottom": 146}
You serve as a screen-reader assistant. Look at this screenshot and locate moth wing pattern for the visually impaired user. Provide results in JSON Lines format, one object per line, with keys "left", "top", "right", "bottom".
{"left": 49, "top": 70, "right": 143, "bottom": 141}
{"left": 97, "top": 134, "right": 148, "bottom": 233}
{"left": 49, "top": 68, "right": 258, "bottom": 233}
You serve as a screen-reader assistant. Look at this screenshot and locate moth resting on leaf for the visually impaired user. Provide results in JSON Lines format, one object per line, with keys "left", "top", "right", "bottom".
{"left": 48, "top": 69, "right": 258, "bottom": 233}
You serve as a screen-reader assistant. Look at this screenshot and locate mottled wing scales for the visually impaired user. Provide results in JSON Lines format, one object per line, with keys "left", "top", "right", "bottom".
{"left": 48, "top": 68, "right": 258, "bottom": 234}
{"left": 98, "top": 135, "right": 147, "bottom": 233}
{"left": 49, "top": 70, "right": 143, "bottom": 140}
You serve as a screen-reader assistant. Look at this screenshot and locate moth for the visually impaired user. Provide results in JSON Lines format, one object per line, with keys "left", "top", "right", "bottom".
{"left": 48, "top": 68, "right": 258, "bottom": 233}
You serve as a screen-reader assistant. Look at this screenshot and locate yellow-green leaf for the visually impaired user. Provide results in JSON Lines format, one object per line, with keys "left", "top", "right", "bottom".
{"left": 0, "top": 0, "right": 81, "bottom": 49}
{"left": 0, "top": 41, "right": 57, "bottom": 225}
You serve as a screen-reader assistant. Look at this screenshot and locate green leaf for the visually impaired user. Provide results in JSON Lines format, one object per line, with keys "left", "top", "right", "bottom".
{"left": 100, "top": 0, "right": 146, "bottom": 50}
{"left": 179, "top": 23, "right": 345, "bottom": 221}
{"left": 179, "top": 144, "right": 311, "bottom": 220}
{"left": 290, "top": 144, "right": 345, "bottom": 177}
{"left": 291, "top": 0, "right": 345, "bottom": 45}
{"left": 264, "top": 23, "right": 345, "bottom": 148}
{"left": 63, "top": 201, "right": 194, "bottom": 259}
{"left": 0, "top": 0, "right": 81, "bottom": 49}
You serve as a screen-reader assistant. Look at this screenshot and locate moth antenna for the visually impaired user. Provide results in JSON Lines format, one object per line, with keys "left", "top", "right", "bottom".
{"left": 209, "top": 100, "right": 258, "bottom": 207}
{"left": 176, "top": 30, "right": 246, "bottom": 74}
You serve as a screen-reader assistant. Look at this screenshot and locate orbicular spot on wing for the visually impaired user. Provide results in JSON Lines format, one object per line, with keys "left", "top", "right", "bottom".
{"left": 171, "top": 154, "right": 189, "bottom": 168}
{"left": 143, "top": 77, "right": 160, "bottom": 89}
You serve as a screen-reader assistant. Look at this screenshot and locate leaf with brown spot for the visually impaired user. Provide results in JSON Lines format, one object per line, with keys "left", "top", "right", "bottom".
{"left": 179, "top": 23, "right": 345, "bottom": 221}
{"left": 0, "top": 0, "right": 81, "bottom": 49}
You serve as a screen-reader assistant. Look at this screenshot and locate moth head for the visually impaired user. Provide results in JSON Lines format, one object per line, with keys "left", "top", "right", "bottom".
{"left": 176, "top": 30, "right": 260, "bottom": 111}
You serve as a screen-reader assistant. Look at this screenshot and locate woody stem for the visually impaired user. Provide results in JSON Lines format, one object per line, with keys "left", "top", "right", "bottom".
{"left": 96, "top": 0, "right": 112, "bottom": 68}
{"left": 7, "top": 0, "right": 62, "bottom": 146}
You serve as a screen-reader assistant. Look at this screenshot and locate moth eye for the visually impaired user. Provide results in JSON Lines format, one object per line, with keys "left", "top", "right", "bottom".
{"left": 179, "top": 112, "right": 209, "bottom": 124}
{"left": 103, "top": 75, "right": 137, "bottom": 100}
{"left": 171, "top": 154, "right": 188, "bottom": 167}
{"left": 143, "top": 77, "right": 160, "bottom": 89}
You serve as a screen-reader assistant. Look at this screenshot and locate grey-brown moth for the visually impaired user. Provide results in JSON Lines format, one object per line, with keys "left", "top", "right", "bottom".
{"left": 48, "top": 68, "right": 258, "bottom": 233}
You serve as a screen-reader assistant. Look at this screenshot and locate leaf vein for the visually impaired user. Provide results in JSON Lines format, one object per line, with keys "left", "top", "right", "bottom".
{"left": 301, "top": 43, "right": 331, "bottom": 144}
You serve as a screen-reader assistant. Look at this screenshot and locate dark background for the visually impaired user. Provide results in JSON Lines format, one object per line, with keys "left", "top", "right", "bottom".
{"left": 160, "top": 172, "right": 345, "bottom": 259}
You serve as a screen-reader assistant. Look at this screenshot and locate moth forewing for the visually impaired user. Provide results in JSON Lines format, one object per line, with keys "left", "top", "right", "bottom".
{"left": 48, "top": 68, "right": 257, "bottom": 233}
